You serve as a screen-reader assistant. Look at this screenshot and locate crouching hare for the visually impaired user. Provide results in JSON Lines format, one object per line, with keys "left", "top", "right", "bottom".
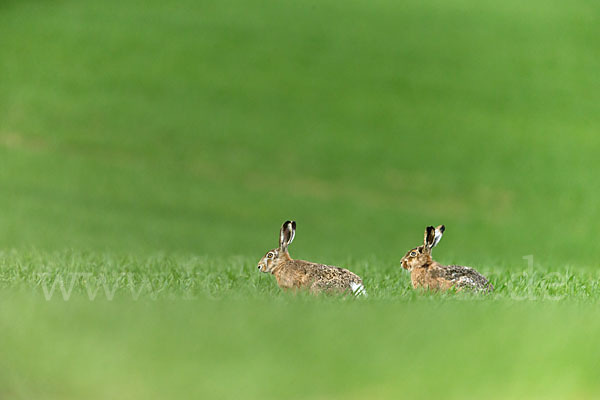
{"left": 258, "top": 221, "right": 367, "bottom": 296}
{"left": 401, "top": 225, "right": 493, "bottom": 292}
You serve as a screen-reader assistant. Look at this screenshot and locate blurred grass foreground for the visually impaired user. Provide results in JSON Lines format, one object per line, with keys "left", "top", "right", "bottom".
{"left": 1, "top": 0, "right": 600, "bottom": 399}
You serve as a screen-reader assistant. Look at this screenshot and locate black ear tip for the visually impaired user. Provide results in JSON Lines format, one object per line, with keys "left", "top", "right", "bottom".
{"left": 440, "top": 225, "right": 446, "bottom": 233}
{"left": 426, "top": 225, "right": 435, "bottom": 232}
{"left": 282, "top": 220, "right": 296, "bottom": 230}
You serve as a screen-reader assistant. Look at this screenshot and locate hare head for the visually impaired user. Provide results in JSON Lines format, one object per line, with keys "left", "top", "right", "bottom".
{"left": 401, "top": 225, "right": 445, "bottom": 271}
{"left": 257, "top": 220, "right": 296, "bottom": 273}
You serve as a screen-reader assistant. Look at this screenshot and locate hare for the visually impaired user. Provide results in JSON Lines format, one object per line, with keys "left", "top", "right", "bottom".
{"left": 257, "top": 221, "right": 367, "bottom": 296}
{"left": 401, "top": 225, "right": 493, "bottom": 292}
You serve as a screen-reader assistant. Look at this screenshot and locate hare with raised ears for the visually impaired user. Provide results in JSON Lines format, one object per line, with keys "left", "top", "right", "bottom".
{"left": 401, "top": 225, "right": 493, "bottom": 292}
{"left": 257, "top": 221, "right": 367, "bottom": 296}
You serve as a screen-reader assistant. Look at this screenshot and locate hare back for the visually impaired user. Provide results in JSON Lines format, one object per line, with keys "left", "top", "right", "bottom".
{"left": 439, "top": 265, "right": 492, "bottom": 291}
{"left": 432, "top": 264, "right": 493, "bottom": 291}
{"left": 411, "top": 263, "right": 492, "bottom": 291}
{"left": 274, "top": 259, "right": 362, "bottom": 292}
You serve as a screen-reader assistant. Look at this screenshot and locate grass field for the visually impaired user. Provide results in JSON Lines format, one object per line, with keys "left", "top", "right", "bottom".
{"left": 1, "top": 0, "right": 600, "bottom": 398}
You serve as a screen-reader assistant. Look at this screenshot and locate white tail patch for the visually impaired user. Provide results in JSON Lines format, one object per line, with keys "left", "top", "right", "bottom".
{"left": 350, "top": 282, "right": 368, "bottom": 297}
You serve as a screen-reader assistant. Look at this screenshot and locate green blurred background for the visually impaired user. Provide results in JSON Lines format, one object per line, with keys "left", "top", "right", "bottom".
{"left": 2, "top": 0, "right": 599, "bottom": 264}
{"left": 1, "top": 0, "right": 600, "bottom": 398}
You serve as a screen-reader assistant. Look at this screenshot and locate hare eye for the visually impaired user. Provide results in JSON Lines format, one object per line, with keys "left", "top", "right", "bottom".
{"left": 410, "top": 251, "right": 417, "bottom": 257}
{"left": 268, "top": 253, "right": 273, "bottom": 258}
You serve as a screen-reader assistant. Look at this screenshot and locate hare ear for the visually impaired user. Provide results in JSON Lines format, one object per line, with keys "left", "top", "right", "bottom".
{"left": 423, "top": 226, "right": 436, "bottom": 253}
{"left": 279, "top": 220, "right": 296, "bottom": 251}
{"left": 432, "top": 225, "right": 445, "bottom": 248}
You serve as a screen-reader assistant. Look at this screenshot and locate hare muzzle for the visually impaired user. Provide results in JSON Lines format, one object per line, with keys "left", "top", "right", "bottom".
{"left": 400, "top": 257, "right": 409, "bottom": 270}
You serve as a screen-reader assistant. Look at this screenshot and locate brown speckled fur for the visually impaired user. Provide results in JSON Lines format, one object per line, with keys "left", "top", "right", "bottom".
{"left": 258, "top": 221, "right": 365, "bottom": 295}
{"left": 401, "top": 225, "right": 493, "bottom": 292}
